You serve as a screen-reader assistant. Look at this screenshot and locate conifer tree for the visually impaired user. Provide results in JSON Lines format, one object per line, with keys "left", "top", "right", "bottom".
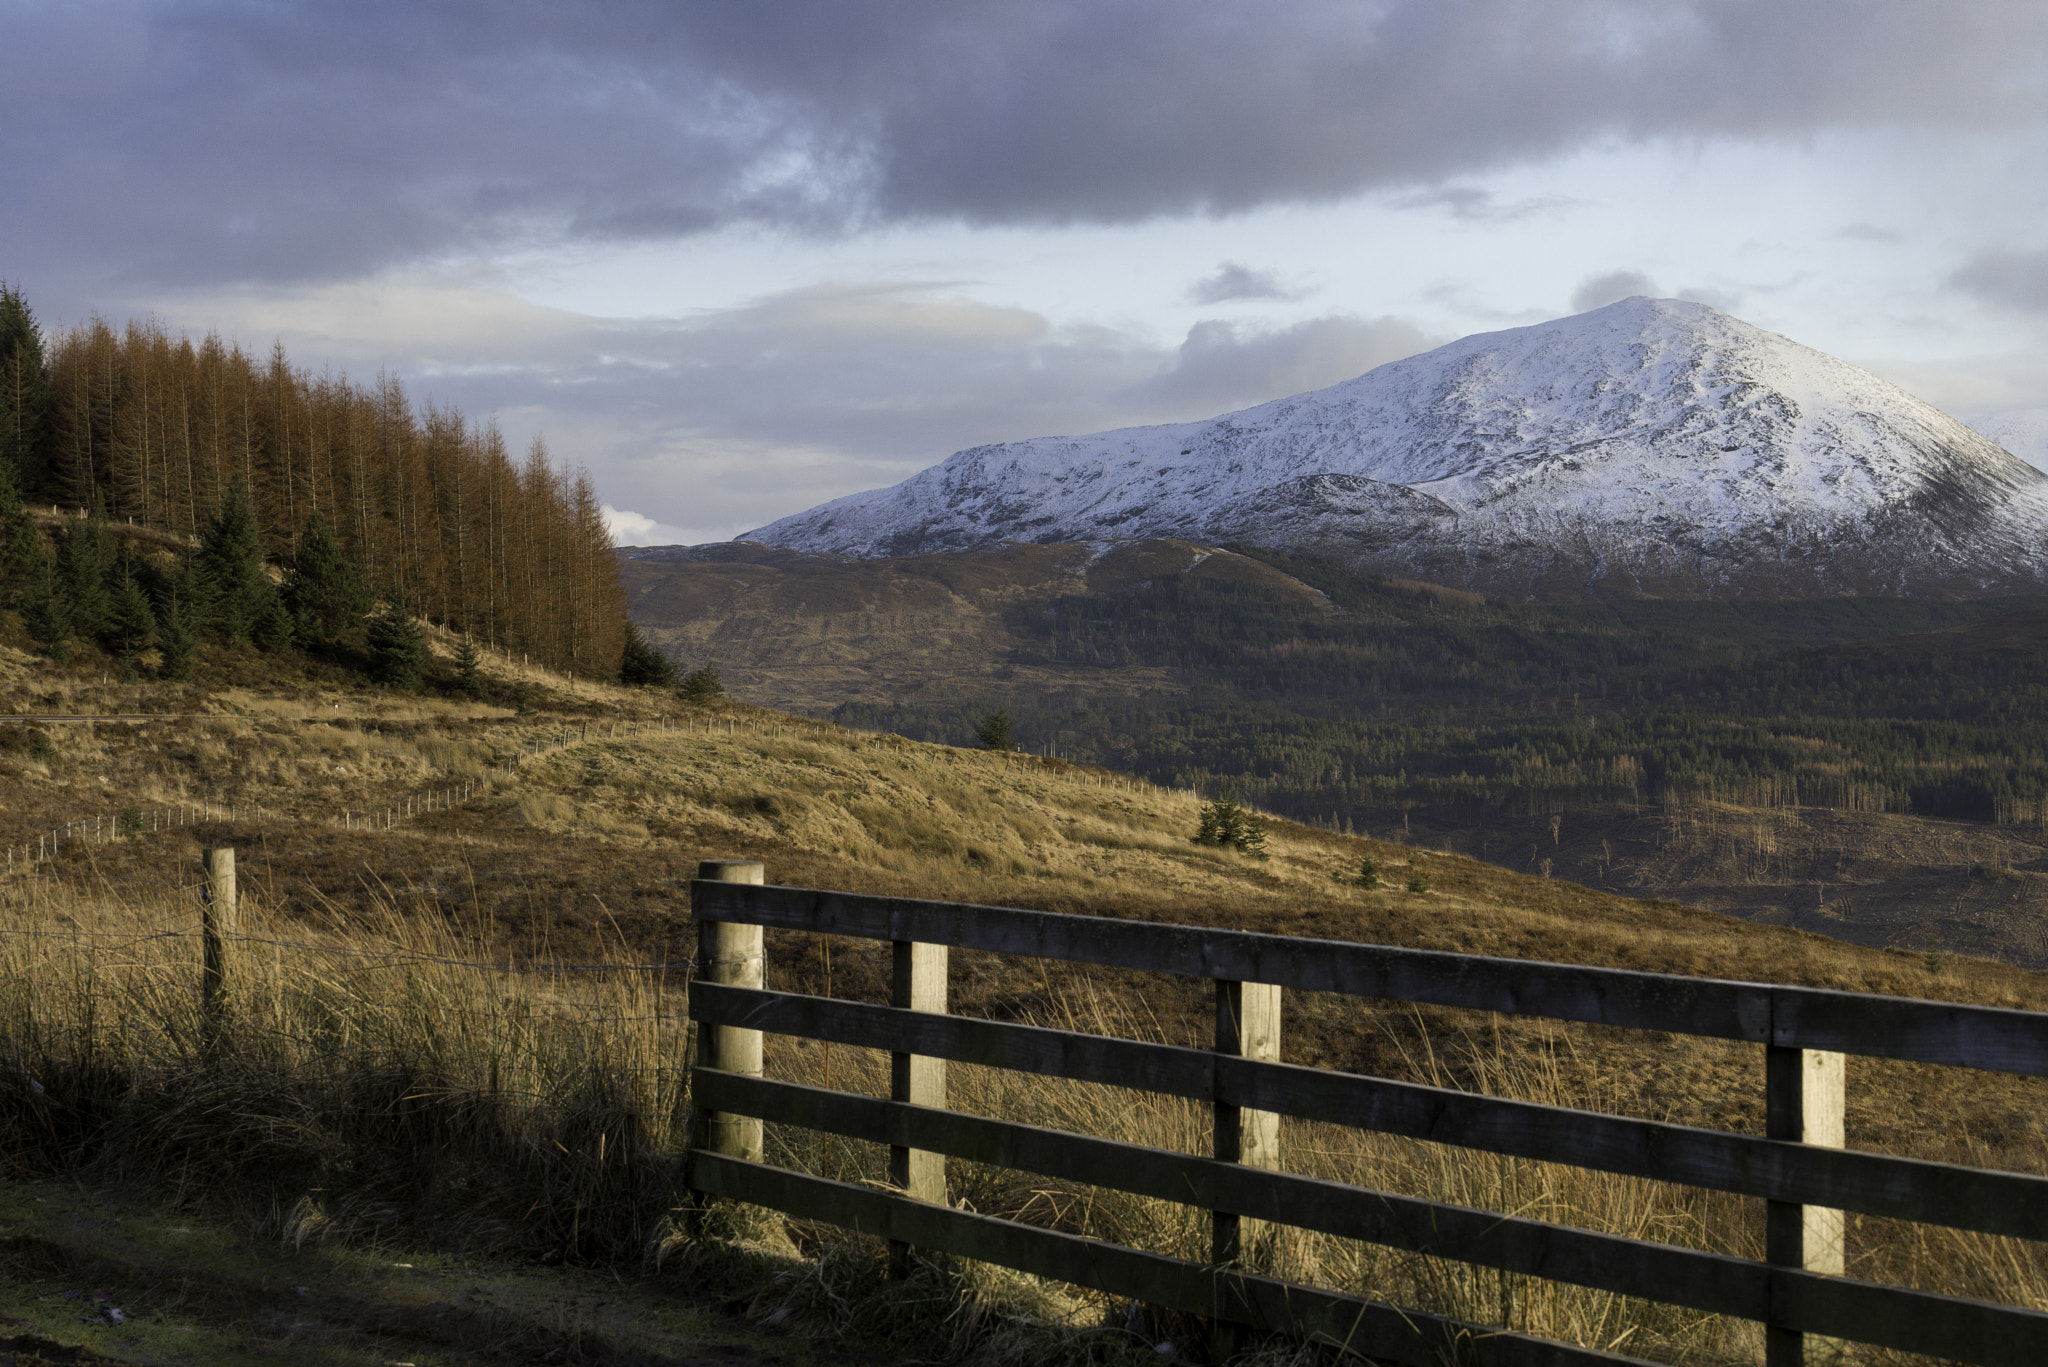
{"left": 0, "top": 458, "right": 42, "bottom": 608}
{"left": 367, "top": 593, "right": 429, "bottom": 689}
{"left": 0, "top": 285, "right": 54, "bottom": 493}
{"left": 54, "top": 494, "right": 116, "bottom": 641}
{"left": 454, "top": 635, "right": 484, "bottom": 697}
{"left": 282, "top": 507, "right": 368, "bottom": 645}
{"left": 102, "top": 570, "right": 156, "bottom": 658}
{"left": 155, "top": 594, "right": 197, "bottom": 684}
{"left": 975, "top": 709, "right": 1017, "bottom": 751}
{"left": 256, "top": 596, "right": 296, "bottom": 655}
{"left": 619, "top": 623, "right": 677, "bottom": 687}
{"left": 156, "top": 592, "right": 197, "bottom": 680}
{"left": 186, "top": 484, "right": 275, "bottom": 643}
{"left": 678, "top": 663, "right": 724, "bottom": 703}
{"left": 23, "top": 562, "right": 72, "bottom": 659}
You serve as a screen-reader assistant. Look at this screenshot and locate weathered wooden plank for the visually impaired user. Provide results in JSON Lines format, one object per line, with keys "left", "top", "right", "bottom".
{"left": 691, "top": 979, "right": 1214, "bottom": 1095}
{"left": 686, "top": 1151, "right": 1652, "bottom": 1367}
{"left": 691, "top": 881, "right": 2048, "bottom": 1075}
{"left": 693, "top": 861, "right": 766, "bottom": 1162}
{"left": 1766, "top": 1046, "right": 1846, "bottom": 1367}
{"left": 1214, "top": 978, "right": 1281, "bottom": 1274}
{"left": 696, "top": 1071, "right": 2048, "bottom": 1365}
{"left": 688, "top": 983, "right": 2048, "bottom": 1240}
{"left": 889, "top": 937, "right": 947, "bottom": 1275}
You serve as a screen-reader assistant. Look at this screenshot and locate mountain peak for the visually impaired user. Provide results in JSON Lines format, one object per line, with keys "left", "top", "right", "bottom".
{"left": 749, "top": 304, "right": 2048, "bottom": 600}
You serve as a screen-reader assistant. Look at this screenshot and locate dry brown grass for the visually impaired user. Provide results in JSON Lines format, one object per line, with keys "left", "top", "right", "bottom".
{"left": 5, "top": 642, "right": 2048, "bottom": 1362}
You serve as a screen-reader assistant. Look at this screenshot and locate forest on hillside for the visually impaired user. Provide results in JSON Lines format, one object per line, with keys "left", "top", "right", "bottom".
{"left": 831, "top": 552, "right": 2048, "bottom": 834}
{"left": 0, "top": 285, "right": 632, "bottom": 681}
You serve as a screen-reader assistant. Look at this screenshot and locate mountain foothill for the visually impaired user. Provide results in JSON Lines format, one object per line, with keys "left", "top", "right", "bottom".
{"left": 626, "top": 298, "right": 2048, "bottom": 970}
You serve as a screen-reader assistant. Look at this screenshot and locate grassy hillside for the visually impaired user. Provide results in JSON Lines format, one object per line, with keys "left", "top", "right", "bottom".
{"left": 624, "top": 538, "right": 2048, "bottom": 968}
{"left": 5, "top": 637, "right": 2048, "bottom": 1362}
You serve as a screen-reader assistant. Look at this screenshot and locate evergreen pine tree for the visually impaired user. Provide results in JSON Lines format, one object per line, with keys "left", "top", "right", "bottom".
{"left": 282, "top": 507, "right": 368, "bottom": 645}
{"left": 0, "top": 458, "right": 44, "bottom": 609}
{"left": 23, "top": 561, "right": 72, "bottom": 659}
{"left": 102, "top": 570, "right": 156, "bottom": 659}
{"left": 366, "top": 594, "right": 429, "bottom": 689}
{"left": 678, "top": 663, "right": 724, "bottom": 703}
{"left": 256, "top": 595, "right": 296, "bottom": 655}
{"left": 619, "top": 623, "right": 678, "bottom": 687}
{"left": 974, "top": 709, "right": 1017, "bottom": 751}
{"left": 454, "top": 635, "right": 484, "bottom": 697}
{"left": 187, "top": 484, "right": 276, "bottom": 643}
{"left": 156, "top": 592, "right": 197, "bottom": 681}
{"left": 54, "top": 493, "right": 116, "bottom": 641}
{"left": 0, "top": 284, "right": 54, "bottom": 493}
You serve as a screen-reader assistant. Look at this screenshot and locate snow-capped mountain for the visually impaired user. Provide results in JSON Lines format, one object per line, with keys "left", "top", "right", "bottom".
{"left": 747, "top": 298, "right": 2048, "bottom": 599}
{"left": 1969, "top": 408, "right": 2048, "bottom": 476}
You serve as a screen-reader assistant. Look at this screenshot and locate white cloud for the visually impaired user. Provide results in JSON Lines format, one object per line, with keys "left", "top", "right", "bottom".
{"left": 602, "top": 505, "right": 717, "bottom": 547}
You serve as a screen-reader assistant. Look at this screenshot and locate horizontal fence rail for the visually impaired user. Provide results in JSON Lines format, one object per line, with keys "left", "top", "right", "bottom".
{"left": 687, "top": 874, "right": 2048, "bottom": 1367}
{"left": 694, "top": 882, "right": 2048, "bottom": 1075}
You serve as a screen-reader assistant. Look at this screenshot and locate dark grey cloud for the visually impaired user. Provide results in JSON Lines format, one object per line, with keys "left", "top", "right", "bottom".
{"left": 1571, "top": 271, "right": 1660, "bottom": 313}
{"left": 1186, "top": 262, "right": 1308, "bottom": 304}
{"left": 5, "top": 1, "right": 2048, "bottom": 294}
{"left": 1950, "top": 250, "right": 2048, "bottom": 313}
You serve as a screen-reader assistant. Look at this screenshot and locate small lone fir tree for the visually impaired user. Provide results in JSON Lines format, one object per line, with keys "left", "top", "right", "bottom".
{"left": 678, "top": 663, "right": 724, "bottom": 703}
{"left": 1193, "top": 799, "right": 1269, "bottom": 858}
{"left": 255, "top": 595, "right": 296, "bottom": 655}
{"left": 282, "top": 507, "right": 368, "bottom": 645}
{"left": 156, "top": 592, "right": 197, "bottom": 680}
{"left": 1357, "top": 856, "right": 1380, "bottom": 889}
{"left": 0, "top": 460, "right": 44, "bottom": 608}
{"left": 454, "top": 635, "right": 484, "bottom": 697}
{"left": 619, "top": 623, "right": 678, "bottom": 687}
{"left": 23, "top": 561, "right": 72, "bottom": 660}
{"left": 185, "top": 484, "right": 277, "bottom": 644}
{"left": 103, "top": 571, "right": 157, "bottom": 660}
{"left": 974, "top": 709, "right": 1016, "bottom": 751}
{"left": 366, "top": 593, "right": 429, "bottom": 689}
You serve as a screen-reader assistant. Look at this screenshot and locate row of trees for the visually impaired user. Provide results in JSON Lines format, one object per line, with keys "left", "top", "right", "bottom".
{"left": 0, "top": 463, "right": 441, "bottom": 682}
{"left": 0, "top": 286, "right": 629, "bottom": 680}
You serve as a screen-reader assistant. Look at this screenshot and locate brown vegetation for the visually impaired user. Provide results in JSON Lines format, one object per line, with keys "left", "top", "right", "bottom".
{"left": 30, "top": 318, "right": 625, "bottom": 675}
{"left": 3, "top": 639, "right": 2047, "bottom": 1363}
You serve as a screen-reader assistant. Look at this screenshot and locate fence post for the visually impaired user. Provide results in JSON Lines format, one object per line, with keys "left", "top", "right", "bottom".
{"left": 1211, "top": 978, "right": 1281, "bottom": 1354}
{"left": 889, "top": 936, "right": 948, "bottom": 1274}
{"left": 201, "top": 847, "right": 237, "bottom": 1035}
{"left": 694, "top": 859, "right": 766, "bottom": 1164}
{"left": 1766, "top": 1046, "right": 1846, "bottom": 1367}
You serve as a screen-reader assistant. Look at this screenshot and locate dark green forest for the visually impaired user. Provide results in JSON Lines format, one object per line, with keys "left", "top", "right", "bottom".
{"left": 833, "top": 549, "right": 2048, "bottom": 834}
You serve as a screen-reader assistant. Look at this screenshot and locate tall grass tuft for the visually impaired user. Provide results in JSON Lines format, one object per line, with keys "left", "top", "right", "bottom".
{"left": 4, "top": 878, "right": 2043, "bottom": 1364}
{"left": 0, "top": 875, "right": 688, "bottom": 1260}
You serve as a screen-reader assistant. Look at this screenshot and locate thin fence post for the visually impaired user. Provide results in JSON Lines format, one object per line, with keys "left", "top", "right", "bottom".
{"left": 201, "top": 847, "right": 237, "bottom": 1037}
{"left": 1766, "top": 1046, "right": 1847, "bottom": 1367}
{"left": 889, "top": 936, "right": 949, "bottom": 1275}
{"left": 694, "top": 859, "right": 766, "bottom": 1165}
{"left": 1211, "top": 977, "right": 1281, "bottom": 1354}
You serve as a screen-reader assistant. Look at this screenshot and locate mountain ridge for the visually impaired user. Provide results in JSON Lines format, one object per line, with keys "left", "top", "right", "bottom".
{"left": 748, "top": 298, "right": 2048, "bottom": 600}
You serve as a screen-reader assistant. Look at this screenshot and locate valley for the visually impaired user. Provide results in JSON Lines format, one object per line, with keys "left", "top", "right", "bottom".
{"left": 624, "top": 536, "right": 2048, "bottom": 970}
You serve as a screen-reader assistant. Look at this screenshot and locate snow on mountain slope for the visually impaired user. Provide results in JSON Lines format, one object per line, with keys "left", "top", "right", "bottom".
{"left": 748, "top": 298, "right": 2048, "bottom": 599}
{"left": 1969, "top": 408, "right": 2048, "bottom": 475}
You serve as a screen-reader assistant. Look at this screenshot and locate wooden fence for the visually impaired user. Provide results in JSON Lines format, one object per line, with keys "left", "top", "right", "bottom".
{"left": 686, "top": 860, "right": 2048, "bottom": 1367}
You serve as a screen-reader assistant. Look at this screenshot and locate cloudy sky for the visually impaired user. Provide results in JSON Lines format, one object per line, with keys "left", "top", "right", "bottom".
{"left": 7, "top": 1, "right": 2048, "bottom": 544}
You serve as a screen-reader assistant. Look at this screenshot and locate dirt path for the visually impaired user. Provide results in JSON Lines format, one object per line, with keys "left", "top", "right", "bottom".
{"left": 0, "top": 1181, "right": 827, "bottom": 1367}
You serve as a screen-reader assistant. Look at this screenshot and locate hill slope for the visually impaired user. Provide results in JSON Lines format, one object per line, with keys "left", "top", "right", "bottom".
{"left": 750, "top": 297, "right": 2048, "bottom": 600}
